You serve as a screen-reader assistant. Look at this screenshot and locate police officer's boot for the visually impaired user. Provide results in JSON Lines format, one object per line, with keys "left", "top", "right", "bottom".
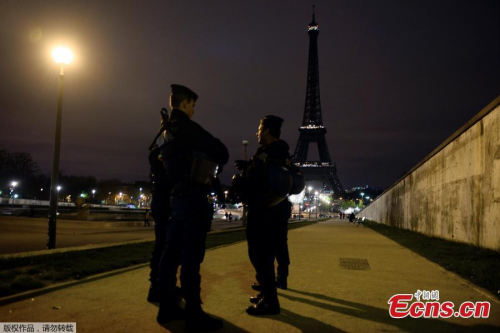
{"left": 275, "top": 277, "right": 287, "bottom": 290}
{"left": 276, "top": 265, "right": 288, "bottom": 290}
{"left": 246, "top": 295, "right": 280, "bottom": 316}
{"left": 147, "top": 282, "right": 160, "bottom": 303}
{"left": 246, "top": 283, "right": 280, "bottom": 316}
{"left": 249, "top": 292, "right": 263, "bottom": 304}
{"left": 251, "top": 282, "right": 262, "bottom": 291}
{"left": 156, "top": 287, "right": 185, "bottom": 324}
{"left": 184, "top": 303, "right": 223, "bottom": 332}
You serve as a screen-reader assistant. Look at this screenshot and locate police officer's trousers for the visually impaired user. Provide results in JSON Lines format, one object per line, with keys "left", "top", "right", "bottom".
{"left": 275, "top": 201, "right": 291, "bottom": 281}
{"left": 246, "top": 200, "right": 290, "bottom": 299}
{"left": 150, "top": 193, "right": 171, "bottom": 286}
{"left": 159, "top": 192, "right": 212, "bottom": 308}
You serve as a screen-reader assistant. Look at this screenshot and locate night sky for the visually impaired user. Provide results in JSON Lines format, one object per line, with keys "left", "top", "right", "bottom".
{"left": 1, "top": 0, "right": 499, "bottom": 190}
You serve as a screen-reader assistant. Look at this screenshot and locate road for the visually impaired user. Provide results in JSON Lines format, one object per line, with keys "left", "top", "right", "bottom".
{"left": 0, "top": 216, "right": 243, "bottom": 255}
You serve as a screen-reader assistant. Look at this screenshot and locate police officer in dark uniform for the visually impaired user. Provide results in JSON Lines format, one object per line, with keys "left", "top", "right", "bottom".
{"left": 146, "top": 108, "right": 180, "bottom": 304}
{"left": 235, "top": 115, "right": 292, "bottom": 316}
{"left": 157, "top": 84, "right": 228, "bottom": 332}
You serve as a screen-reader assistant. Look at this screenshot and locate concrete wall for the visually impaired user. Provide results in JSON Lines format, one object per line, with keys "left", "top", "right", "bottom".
{"left": 360, "top": 96, "right": 500, "bottom": 251}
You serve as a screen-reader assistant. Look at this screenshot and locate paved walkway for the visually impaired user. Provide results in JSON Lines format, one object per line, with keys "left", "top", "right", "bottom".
{"left": 1, "top": 219, "right": 499, "bottom": 332}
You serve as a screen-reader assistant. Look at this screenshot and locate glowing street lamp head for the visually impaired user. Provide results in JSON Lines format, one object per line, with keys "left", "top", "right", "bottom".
{"left": 52, "top": 47, "right": 73, "bottom": 64}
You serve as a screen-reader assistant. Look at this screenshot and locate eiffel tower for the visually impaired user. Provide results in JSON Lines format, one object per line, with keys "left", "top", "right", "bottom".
{"left": 292, "top": 7, "right": 345, "bottom": 195}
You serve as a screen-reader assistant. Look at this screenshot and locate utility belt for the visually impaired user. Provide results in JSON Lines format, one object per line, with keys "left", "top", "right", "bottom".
{"left": 189, "top": 151, "right": 219, "bottom": 186}
{"left": 171, "top": 182, "right": 210, "bottom": 197}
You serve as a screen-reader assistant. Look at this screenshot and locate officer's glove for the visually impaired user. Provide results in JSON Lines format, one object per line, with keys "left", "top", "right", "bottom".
{"left": 234, "top": 160, "right": 249, "bottom": 171}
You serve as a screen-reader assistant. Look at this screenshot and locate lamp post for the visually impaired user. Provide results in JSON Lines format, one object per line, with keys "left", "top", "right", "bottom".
{"left": 241, "top": 139, "right": 249, "bottom": 227}
{"left": 139, "top": 188, "right": 142, "bottom": 207}
{"left": 242, "top": 139, "right": 249, "bottom": 160}
{"left": 307, "top": 186, "right": 312, "bottom": 219}
{"left": 56, "top": 186, "right": 62, "bottom": 202}
{"left": 315, "top": 191, "right": 319, "bottom": 219}
{"left": 298, "top": 191, "right": 302, "bottom": 221}
{"left": 47, "top": 47, "right": 73, "bottom": 249}
{"left": 360, "top": 192, "right": 365, "bottom": 206}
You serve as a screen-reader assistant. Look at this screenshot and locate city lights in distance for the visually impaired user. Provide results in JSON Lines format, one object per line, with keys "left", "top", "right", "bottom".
{"left": 52, "top": 47, "right": 73, "bottom": 64}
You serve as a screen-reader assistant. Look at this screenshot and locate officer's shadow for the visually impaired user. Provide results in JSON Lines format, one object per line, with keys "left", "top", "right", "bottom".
{"left": 275, "top": 288, "right": 498, "bottom": 333}
{"left": 158, "top": 313, "right": 251, "bottom": 333}
{"left": 151, "top": 301, "right": 250, "bottom": 333}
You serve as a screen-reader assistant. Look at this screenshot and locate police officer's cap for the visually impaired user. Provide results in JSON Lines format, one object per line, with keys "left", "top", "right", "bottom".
{"left": 260, "top": 115, "right": 284, "bottom": 137}
{"left": 171, "top": 84, "right": 198, "bottom": 102}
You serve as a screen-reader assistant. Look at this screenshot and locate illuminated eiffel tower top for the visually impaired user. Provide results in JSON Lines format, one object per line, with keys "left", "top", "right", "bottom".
{"left": 302, "top": 5, "right": 324, "bottom": 129}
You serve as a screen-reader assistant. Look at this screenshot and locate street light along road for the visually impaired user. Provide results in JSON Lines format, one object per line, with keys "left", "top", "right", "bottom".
{"left": 47, "top": 47, "right": 73, "bottom": 250}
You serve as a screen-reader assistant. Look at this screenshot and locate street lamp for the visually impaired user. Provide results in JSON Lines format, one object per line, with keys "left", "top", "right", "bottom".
{"left": 307, "top": 186, "right": 313, "bottom": 219}
{"left": 298, "top": 190, "right": 303, "bottom": 221}
{"left": 10, "top": 181, "right": 18, "bottom": 198}
{"left": 56, "top": 186, "right": 62, "bottom": 202}
{"left": 315, "top": 191, "right": 319, "bottom": 219}
{"left": 242, "top": 140, "right": 249, "bottom": 160}
{"left": 360, "top": 192, "right": 365, "bottom": 205}
{"left": 47, "top": 47, "right": 73, "bottom": 249}
{"left": 241, "top": 139, "right": 249, "bottom": 227}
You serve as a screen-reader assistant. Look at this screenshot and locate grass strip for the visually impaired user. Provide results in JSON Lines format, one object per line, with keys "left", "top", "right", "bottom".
{"left": 365, "top": 221, "right": 500, "bottom": 299}
{"left": 0, "top": 220, "right": 316, "bottom": 298}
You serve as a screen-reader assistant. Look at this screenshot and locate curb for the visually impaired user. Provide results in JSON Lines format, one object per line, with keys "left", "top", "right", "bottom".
{"left": 0, "top": 264, "right": 149, "bottom": 307}
{"left": 0, "top": 239, "right": 155, "bottom": 259}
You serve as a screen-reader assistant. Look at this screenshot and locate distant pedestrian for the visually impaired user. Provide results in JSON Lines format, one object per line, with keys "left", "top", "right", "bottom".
{"left": 144, "top": 209, "right": 151, "bottom": 227}
{"left": 349, "top": 212, "right": 355, "bottom": 223}
{"left": 225, "top": 212, "right": 229, "bottom": 220}
{"left": 229, "top": 212, "right": 233, "bottom": 221}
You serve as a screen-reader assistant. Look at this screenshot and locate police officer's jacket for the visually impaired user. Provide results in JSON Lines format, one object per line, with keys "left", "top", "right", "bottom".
{"left": 245, "top": 139, "right": 291, "bottom": 208}
{"left": 161, "top": 109, "right": 229, "bottom": 191}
